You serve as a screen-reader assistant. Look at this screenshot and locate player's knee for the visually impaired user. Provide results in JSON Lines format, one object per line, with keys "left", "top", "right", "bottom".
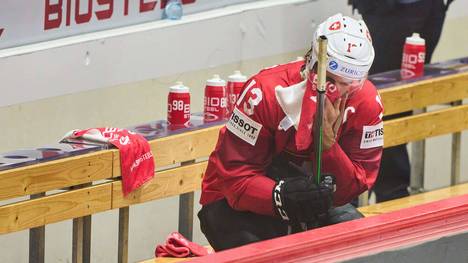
{"left": 327, "top": 204, "right": 364, "bottom": 224}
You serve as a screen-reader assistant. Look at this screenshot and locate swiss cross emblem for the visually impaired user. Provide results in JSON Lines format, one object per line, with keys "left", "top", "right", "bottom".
{"left": 328, "top": 21, "right": 341, "bottom": 31}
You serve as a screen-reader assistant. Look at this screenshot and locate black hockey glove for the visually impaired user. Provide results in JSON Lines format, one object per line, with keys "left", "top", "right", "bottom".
{"left": 272, "top": 176, "right": 333, "bottom": 223}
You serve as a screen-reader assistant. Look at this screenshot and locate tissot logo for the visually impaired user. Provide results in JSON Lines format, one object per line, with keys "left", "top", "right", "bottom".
{"left": 230, "top": 111, "right": 259, "bottom": 135}
{"left": 365, "top": 128, "right": 383, "bottom": 139}
{"left": 360, "top": 122, "right": 384, "bottom": 149}
{"left": 226, "top": 108, "right": 262, "bottom": 146}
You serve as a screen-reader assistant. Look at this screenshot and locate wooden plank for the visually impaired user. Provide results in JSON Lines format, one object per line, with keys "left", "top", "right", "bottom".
{"left": 409, "top": 108, "right": 426, "bottom": 194}
{"left": 384, "top": 104, "right": 468, "bottom": 148}
{"left": 118, "top": 207, "right": 129, "bottom": 263}
{"left": 150, "top": 126, "right": 221, "bottom": 167}
{"left": 452, "top": 131, "right": 462, "bottom": 185}
{"left": 29, "top": 223, "right": 45, "bottom": 263}
{"left": 178, "top": 160, "right": 195, "bottom": 241}
{"left": 410, "top": 138, "right": 425, "bottom": 194}
{"left": 0, "top": 151, "right": 113, "bottom": 200}
{"left": 72, "top": 183, "right": 93, "bottom": 263}
{"left": 112, "top": 125, "right": 221, "bottom": 178}
{"left": 0, "top": 183, "right": 112, "bottom": 234}
{"left": 451, "top": 101, "right": 463, "bottom": 185}
{"left": 29, "top": 193, "right": 46, "bottom": 263}
{"left": 72, "top": 217, "right": 85, "bottom": 263}
{"left": 380, "top": 71, "right": 468, "bottom": 116}
{"left": 358, "top": 183, "right": 468, "bottom": 217}
{"left": 178, "top": 192, "right": 194, "bottom": 241}
{"left": 82, "top": 215, "right": 91, "bottom": 263}
{"left": 112, "top": 162, "right": 207, "bottom": 209}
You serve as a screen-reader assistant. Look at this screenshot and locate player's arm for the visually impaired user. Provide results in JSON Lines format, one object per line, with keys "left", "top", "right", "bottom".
{"left": 322, "top": 91, "right": 384, "bottom": 206}
{"left": 211, "top": 79, "right": 278, "bottom": 216}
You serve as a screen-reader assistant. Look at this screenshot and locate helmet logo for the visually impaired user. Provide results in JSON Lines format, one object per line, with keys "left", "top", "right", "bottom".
{"left": 329, "top": 61, "right": 338, "bottom": 70}
{"left": 347, "top": 43, "right": 357, "bottom": 53}
{"left": 328, "top": 21, "right": 341, "bottom": 31}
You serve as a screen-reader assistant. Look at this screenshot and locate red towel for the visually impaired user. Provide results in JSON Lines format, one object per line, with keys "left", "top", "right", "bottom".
{"left": 295, "top": 78, "right": 317, "bottom": 151}
{"left": 63, "top": 127, "right": 154, "bottom": 196}
{"left": 155, "top": 232, "right": 212, "bottom": 258}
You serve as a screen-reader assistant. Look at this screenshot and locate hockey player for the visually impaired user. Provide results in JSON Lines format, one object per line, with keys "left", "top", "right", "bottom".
{"left": 198, "top": 13, "right": 383, "bottom": 251}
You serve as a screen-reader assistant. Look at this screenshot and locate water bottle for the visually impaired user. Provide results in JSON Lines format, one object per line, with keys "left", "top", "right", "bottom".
{"left": 167, "top": 81, "right": 191, "bottom": 127}
{"left": 164, "top": 0, "right": 183, "bottom": 20}
{"left": 226, "top": 70, "right": 247, "bottom": 116}
{"left": 401, "top": 33, "right": 426, "bottom": 79}
{"left": 204, "top": 74, "right": 227, "bottom": 122}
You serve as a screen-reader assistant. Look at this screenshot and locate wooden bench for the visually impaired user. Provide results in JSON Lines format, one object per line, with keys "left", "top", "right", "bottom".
{"left": 358, "top": 182, "right": 468, "bottom": 217}
{"left": 0, "top": 70, "right": 467, "bottom": 263}
{"left": 0, "top": 125, "right": 221, "bottom": 263}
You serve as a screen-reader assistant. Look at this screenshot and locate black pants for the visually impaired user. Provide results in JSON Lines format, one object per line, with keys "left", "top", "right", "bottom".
{"left": 198, "top": 199, "right": 363, "bottom": 251}
{"left": 359, "top": 0, "right": 447, "bottom": 202}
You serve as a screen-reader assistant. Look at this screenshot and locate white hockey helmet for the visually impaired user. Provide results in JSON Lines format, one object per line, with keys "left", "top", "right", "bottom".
{"left": 308, "top": 13, "right": 374, "bottom": 92}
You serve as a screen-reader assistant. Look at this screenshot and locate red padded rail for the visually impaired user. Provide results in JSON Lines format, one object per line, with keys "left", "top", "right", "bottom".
{"left": 189, "top": 194, "right": 468, "bottom": 263}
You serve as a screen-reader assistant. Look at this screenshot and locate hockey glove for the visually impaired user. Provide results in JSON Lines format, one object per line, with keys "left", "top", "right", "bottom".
{"left": 272, "top": 176, "right": 333, "bottom": 223}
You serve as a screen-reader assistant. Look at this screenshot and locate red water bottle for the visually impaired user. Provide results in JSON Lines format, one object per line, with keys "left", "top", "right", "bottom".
{"left": 204, "top": 74, "right": 227, "bottom": 122}
{"left": 401, "top": 33, "right": 426, "bottom": 79}
{"left": 167, "top": 81, "right": 190, "bottom": 126}
{"left": 226, "top": 70, "right": 247, "bottom": 116}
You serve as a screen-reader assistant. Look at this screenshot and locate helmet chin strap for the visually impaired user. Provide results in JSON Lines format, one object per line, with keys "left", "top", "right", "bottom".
{"left": 300, "top": 67, "right": 308, "bottom": 81}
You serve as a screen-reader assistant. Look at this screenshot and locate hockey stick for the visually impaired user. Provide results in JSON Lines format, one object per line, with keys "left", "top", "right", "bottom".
{"left": 313, "top": 35, "right": 328, "bottom": 185}
{"left": 301, "top": 36, "right": 328, "bottom": 231}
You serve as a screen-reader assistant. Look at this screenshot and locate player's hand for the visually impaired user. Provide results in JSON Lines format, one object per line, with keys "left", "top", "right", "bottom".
{"left": 272, "top": 176, "right": 333, "bottom": 223}
{"left": 323, "top": 96, "right": 347, "bottom": 150}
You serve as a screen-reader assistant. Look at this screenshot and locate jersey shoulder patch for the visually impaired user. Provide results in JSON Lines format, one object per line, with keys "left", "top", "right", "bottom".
{"left": 360, "top": 122, "right": 384, "bottom": 149}
{"left": 226, "top": 107, "right": 263, "bottom": 146}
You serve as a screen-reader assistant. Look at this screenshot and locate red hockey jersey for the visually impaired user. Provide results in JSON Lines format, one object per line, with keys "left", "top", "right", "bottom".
{"left": 200, "top": 60, "right": 383, "bottom": 216}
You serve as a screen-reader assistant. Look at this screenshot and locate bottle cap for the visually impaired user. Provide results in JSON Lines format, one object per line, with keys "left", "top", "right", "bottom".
{"left": 169, "top": 81, "right": 189, "bottom": 93}
{"left": 206, "top": 74, "right": 226, "bottom": 87}
{"left": 228, "top": 70, "right": 247, "bottom": 83}
{"left": 406, "top": 33, "right": 425, "bottom": 46}
{"left": 165, "top": 0, "right": 183, "bottom": 20}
